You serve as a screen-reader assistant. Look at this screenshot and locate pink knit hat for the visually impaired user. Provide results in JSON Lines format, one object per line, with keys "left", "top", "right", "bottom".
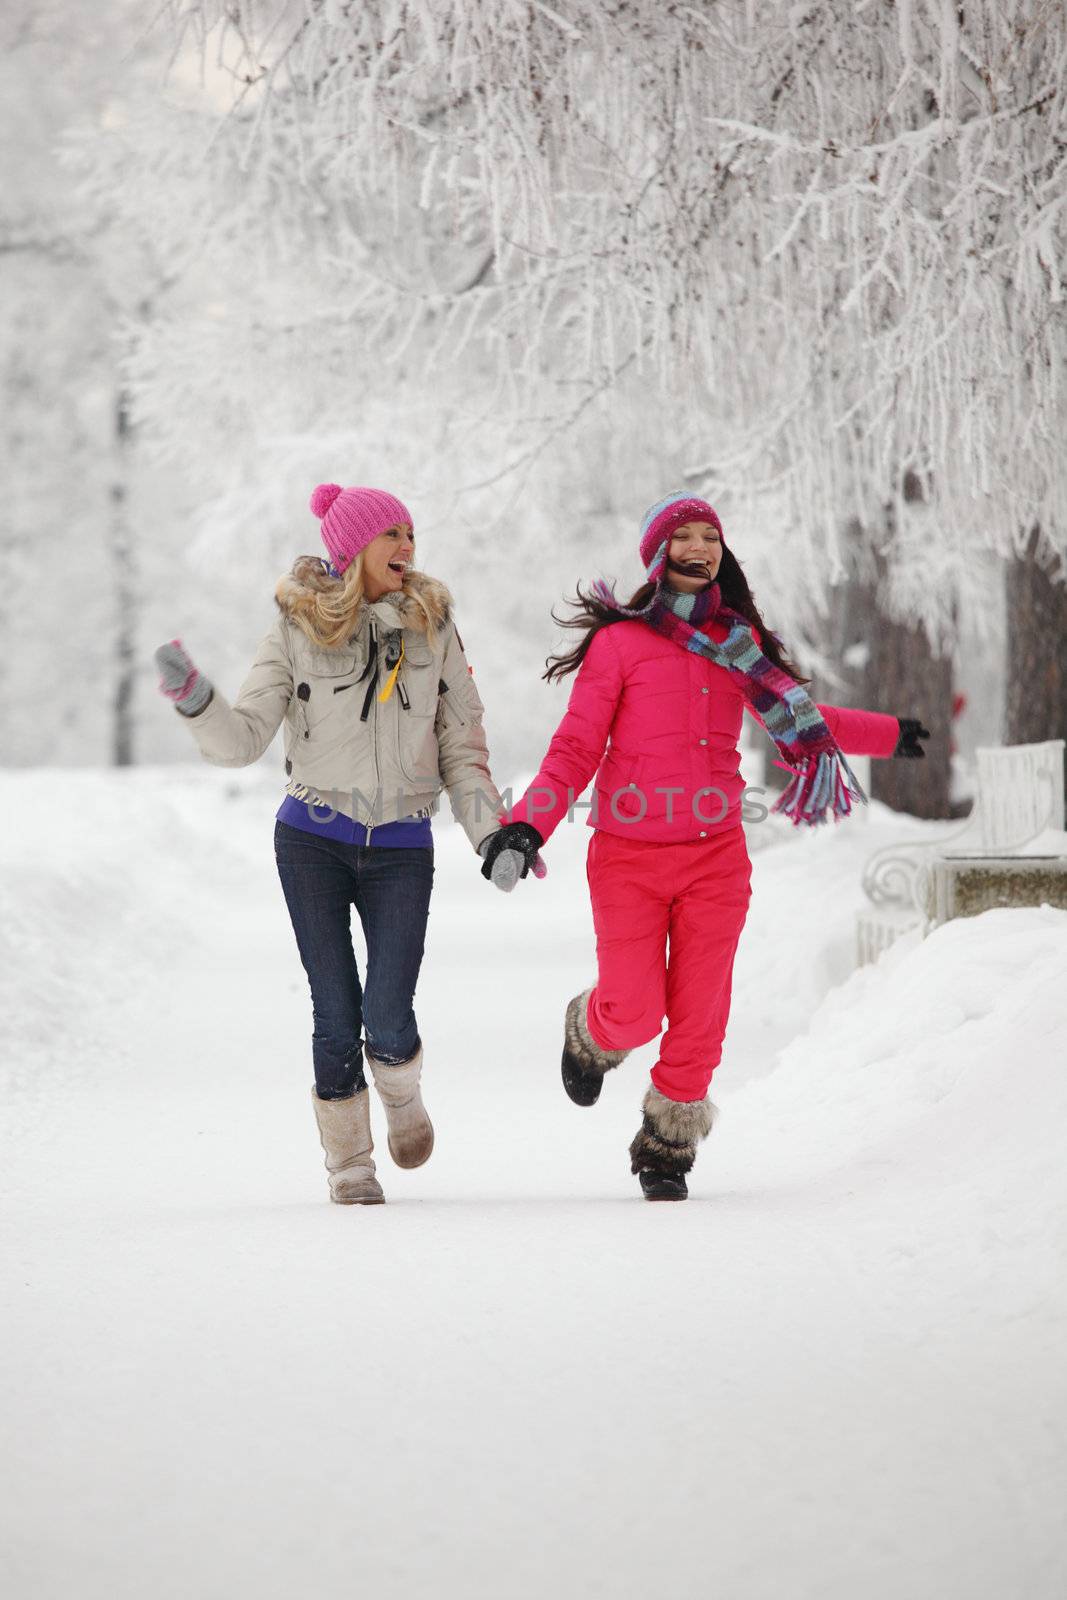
{"left": 310, "top": 483, "right": 414, "bottom": 575}
{"left": 639, "top": 493, "right": 724, "bottom": 583}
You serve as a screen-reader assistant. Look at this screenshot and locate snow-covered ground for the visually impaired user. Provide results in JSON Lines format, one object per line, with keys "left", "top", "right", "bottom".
{"left": 2, "top": 767, "right": 1065, "bottom": 1599}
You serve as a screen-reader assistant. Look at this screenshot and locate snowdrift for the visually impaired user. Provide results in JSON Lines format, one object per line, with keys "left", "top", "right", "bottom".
{"left": 2, "top": 767, "right": 1065, "bottom": 1600}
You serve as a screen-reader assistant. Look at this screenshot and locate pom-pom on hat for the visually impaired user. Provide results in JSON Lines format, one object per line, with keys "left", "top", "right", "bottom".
{"left": 639, "top": 493, "right": 724, "bottom": 584}
{"left": 310, "top": 483, "right": 414, "bottom": 575}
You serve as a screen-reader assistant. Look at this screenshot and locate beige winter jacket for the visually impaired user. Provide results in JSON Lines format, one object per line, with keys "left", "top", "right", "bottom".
{"left": 176, "top": 569, "right": 504, "bottom": 850}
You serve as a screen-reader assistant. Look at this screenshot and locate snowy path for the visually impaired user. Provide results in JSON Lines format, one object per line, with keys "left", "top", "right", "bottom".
{"left": 3, "top": 769, "right": 1065, "bottom": 1599}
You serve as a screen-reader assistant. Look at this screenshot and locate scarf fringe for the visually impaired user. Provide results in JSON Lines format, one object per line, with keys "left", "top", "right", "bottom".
{"left": 773, "top": 751, "right": 868, "bottom": 826}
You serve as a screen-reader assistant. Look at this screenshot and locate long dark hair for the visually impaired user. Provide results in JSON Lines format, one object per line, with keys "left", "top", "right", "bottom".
{"left": 544, "top": 544, "right": 809, "bottom": 685}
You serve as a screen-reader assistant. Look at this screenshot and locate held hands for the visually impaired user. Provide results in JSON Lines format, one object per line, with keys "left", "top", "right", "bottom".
{"left": 894, "top": 717, "right": 931, "bottom": 759}
{"left": 479, "top": 822, "right": 547, "bottom": 893}
{"left": 154, "top": 639, "right": 213, "bottom": 717}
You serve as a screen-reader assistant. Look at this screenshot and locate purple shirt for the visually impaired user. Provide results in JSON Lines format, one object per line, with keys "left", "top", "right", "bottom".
{"left": 276, "top": 794, "right": 433, "bottom": 848}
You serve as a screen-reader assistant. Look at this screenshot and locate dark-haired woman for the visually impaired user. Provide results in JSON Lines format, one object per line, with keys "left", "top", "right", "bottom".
{"left": 479, "top": 494, "right": 930, "bottom": 1201}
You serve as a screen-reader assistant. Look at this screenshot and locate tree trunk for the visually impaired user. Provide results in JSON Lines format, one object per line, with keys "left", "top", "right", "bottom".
{"left": 863, "top": 602, "right": 953, "bottom": 818}
{"left": 819, "top": 556, "right": 953, "bottom": 820}
{"left": 111, "top": 387, "right": 136, "bottom": 767}
{"left": 1004, "top": 528, "right": 1067, "bottom": 746}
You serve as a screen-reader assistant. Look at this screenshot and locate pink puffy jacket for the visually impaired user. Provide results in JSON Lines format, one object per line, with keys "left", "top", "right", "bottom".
{"left": 509, "top": 618, "right": 899, "bottom": 845}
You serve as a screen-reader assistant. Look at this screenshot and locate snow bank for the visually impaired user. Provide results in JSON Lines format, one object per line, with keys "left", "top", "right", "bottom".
{"left": 2, "top": 769, "right": 1064, "bottom": 1600}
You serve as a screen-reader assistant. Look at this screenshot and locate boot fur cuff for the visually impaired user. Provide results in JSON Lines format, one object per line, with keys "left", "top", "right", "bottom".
{"left": 642, "top": 1085, "right": 718, "bottom": 1143}
{"left": 629, "top": 1085, "right": 718, "bottom": 1177}
{"left": 566, "top": 989, "right": 630, "bottom": 1075}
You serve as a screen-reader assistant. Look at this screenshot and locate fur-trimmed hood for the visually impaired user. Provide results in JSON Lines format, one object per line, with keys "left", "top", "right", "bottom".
{"left": 273, "top": 566, "right": 453, "bottom": 638}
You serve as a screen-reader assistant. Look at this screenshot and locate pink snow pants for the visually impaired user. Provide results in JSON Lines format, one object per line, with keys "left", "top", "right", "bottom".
{"left": 585, "top": 825, "right": 753, "bottom": 1102}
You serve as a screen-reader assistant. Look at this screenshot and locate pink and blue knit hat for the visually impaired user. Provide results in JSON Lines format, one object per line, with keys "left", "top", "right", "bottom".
{"left": 639, "top": 493, "right": 724, "bottom": 583}
{"left": 310, "top": 483, "right": 413, "bottom": 576}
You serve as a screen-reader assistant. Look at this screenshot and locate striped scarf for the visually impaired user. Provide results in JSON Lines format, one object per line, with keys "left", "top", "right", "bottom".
{"left": 591, "top": 578, "right": 867, "bottom": 827}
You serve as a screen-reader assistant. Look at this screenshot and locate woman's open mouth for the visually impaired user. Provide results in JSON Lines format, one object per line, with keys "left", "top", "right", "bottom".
{"left": 387, "top": 561, "right": 408, "bottom": 574}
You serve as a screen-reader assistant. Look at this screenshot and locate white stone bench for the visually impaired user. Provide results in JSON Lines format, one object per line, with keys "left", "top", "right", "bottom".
{"left": 855, "top": 739, "right": 1067, "bottom": 966}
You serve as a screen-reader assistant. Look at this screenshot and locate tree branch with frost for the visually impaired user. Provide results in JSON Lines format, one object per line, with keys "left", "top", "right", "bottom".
{"left": 99, "top": 0, "right": 1067, "bottom": 622}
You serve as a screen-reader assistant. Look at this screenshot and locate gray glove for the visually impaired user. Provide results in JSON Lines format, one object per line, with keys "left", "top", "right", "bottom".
{"left": 478, "top": 823, "right": 548, "bottom": 893}
{"left": 478, "top": 838, "right": 525, "bottom": 893}
{"left": 154, "top": 639, "right": 213, "bottom": 717}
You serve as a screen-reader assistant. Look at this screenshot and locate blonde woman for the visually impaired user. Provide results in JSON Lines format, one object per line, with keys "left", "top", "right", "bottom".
{"left": 155, "top": 483, "right": 514, "bottom": 1204}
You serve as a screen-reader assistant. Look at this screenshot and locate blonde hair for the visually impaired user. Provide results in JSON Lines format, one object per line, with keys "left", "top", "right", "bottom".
{"left": 282, "top": 547, "right": 438, "bottom": 650}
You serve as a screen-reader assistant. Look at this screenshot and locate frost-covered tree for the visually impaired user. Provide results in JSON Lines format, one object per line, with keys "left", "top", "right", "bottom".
{"left": 135, "top": 4, "right": 1065, "bottom": 586}
{"left": 70, "top": 0, "right": 1066, "bottom": 786}
{"left": 1, "top": 1, "right": 258, "bottom": 767}
{"left": 0, "top": 4, "right": 129, "bottom": 765}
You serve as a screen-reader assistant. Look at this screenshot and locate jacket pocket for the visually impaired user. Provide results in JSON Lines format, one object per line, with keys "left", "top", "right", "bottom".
{"left": 598, "top": 750, "right": 644, "bottom": 818}
{"left": 435, "top": 676, "right": 471, "bottom": 733}
{"left": 292, "top": 645, "right": 360, "bottom": 741}
{"left": 436, "top": 658, "right": 487, "bottom": 733}
{"left": 397, "top": 721, "right": 441, "bottom": 789}
{"left": 398, "top": 640, "right": 438, "bottom": 718}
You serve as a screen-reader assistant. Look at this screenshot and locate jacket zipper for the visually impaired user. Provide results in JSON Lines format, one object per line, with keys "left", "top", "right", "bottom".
{"left": 367, "top": 621, "right": 381, "bottom": 845}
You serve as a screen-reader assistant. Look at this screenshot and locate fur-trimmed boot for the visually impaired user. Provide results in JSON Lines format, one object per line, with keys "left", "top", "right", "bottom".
{"left": 366, "top": 1046, "right": 434, "bottom": 1169}
{"left": 628, "top": 1084, "right": 718, "bottom": 1201}
{"left": 311, "top": 1087, "right": 385, "bottom": 1205}
{"left": 561, "top": 988, "right": 631, "bottom": 1106}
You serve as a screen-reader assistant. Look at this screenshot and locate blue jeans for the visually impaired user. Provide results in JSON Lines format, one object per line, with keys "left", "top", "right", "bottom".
{"left": 274, "top": 821, "right": 435, "bottom": 1099}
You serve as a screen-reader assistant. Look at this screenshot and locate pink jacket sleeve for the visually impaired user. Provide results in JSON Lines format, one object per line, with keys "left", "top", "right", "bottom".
{"left": 508, "top": 628, "right": 625, "bottom": 843}
{"left": 745, "top": 700, "right": 899, "bottom": 758}
{"left": 817, "top": 702, "right": 900, "bottom": 758}
{"left": 743, "top": 628, "right": 899, "bottom": 758}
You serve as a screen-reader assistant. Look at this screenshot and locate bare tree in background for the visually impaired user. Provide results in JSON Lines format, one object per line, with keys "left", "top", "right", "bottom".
{"left": 1005, "top": 527, "right": 1067, "bottom": 746}
{"left": 2, "top": 2, "right": 174, "bottom": 767}
{"left": 825, "top": 579, "right": 955, "bottom": 821}
{"left": 110, "top": 386, "right": 136, "bottom": 765}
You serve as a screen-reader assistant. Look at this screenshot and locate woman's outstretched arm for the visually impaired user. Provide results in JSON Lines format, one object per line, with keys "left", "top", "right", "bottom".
{"left": 157, "top": 613, "right": 295, "bottom": 768}
{"left": 812, "top": 702, "right": 903, "bottom": 758}
{"left": 745, "top": 701, "right": 902, "bottom": 758}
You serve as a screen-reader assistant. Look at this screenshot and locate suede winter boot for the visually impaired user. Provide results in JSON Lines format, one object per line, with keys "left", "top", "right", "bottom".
{"left": 561, "top": 988, "right": 631, "bottom": 1106}
{"left": 366, "top": 1046, "right": 434, "bottom": 1169}
{"left": 628, "top": 1084, "right": 718, "bottom": 1202}
{"left": 311, "top": 1087, "right": 385, "bottom": 1205}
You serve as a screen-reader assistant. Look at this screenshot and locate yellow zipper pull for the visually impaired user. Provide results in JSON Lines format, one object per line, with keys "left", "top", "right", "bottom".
{"left": 378, "top": 636, "right": 405, "bottom": 703}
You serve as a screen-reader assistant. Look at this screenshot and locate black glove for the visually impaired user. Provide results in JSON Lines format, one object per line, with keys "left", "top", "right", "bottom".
{"left": 894, "top": 717, "right": 931, "bottom": 759}
{"left": 479, "top": 822, "right": 545, "bottom": 883}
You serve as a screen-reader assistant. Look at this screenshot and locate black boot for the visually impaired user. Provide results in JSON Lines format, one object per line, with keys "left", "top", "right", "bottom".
{"left": 561, "top": 989, "right": 630, "bottom": 1106}
{"left": 638, "top": 1168, "right": 689, "bottom": 1202}
{"left": 561, "top": 1052, "right": 605, "bottom": 1107}
{"left": 629, "top": 1084, "right": 718, "bottom": 1202}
